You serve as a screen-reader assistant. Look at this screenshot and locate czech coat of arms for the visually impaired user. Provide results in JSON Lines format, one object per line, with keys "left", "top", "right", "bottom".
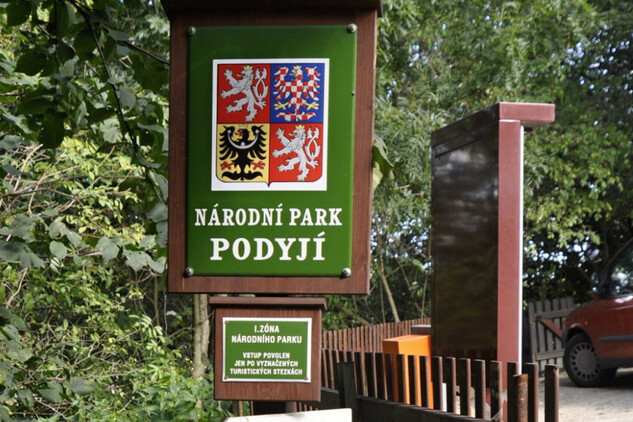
{"left": 212, "top": 59, "right": 328, "bottom": 191}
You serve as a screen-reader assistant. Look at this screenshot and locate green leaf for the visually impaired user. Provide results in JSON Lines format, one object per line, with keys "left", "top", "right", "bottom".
{"left": 65, "top": 377, "right": 94, "bottom": 395}
{"left": 15, "top": 51, "right": 47, "bottom": 76}
{"left": 118, "top": 86, "right": 136, "bottom": 109}
{"left": 0, "top": 240, "right": 22, "bottom": 262}
{"left": 48, "top": 221, "right": 68, "bottom": 239}
{"left": 54, "top": 2, "right": 75, "bottom": 38}
{"left": 49, "top": 241, "right": 67, "bottom": 258}
{"left": 0, "top": 215, "right": 38, "bottom": 240}
{"left": 38, "top": 382, "right": 63, "bottom": 404}
{"left": 97, "top": 237, "right": 119, "bottom": 261}
{"left": 6, "top": 340, "right": 33, "bottom": 363}
{"left": 372, "top": 135, "right": 394, "bottom": 180}
{"left": 73, "top": 30, "right": 96, "bottom": 58}
{"left": 0, "top": 135, "right": 26, "bottom": 150}
{"left": 6, "top": 0, "right": 31, "bottom": 26}
{"left": 17, "top": 97, "right": 51, "bottom": 115}
{"left": 148, "top": 203, "right": 167, "bottom": 223}
{"left": 19, "top": 250, "right": 45, "bottom": 269}
{"left": 17, "top": 389, "right": 34, "bottom": 409}
{"left": 0, "top": 306, "right": 26, "bottom": 331}
{"left": 39, "top": 111, "right": 66, "bottom": 148}
{"left": 56, "top": 41, "right": 76, "bottom": 63}
{"left": 124, "top": 250, "right": 149, "bottom": 272}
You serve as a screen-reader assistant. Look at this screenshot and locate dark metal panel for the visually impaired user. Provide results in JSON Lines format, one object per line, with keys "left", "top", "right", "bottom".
{"left": 431, "top": 123, "right": 499, "bottom": 360}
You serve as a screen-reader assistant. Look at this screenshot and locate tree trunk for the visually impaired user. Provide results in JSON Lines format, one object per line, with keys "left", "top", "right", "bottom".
{"left": 192, "top": 293, "right": 209, "bottom": 379}
{"left": 379, "top": 270, "right": 400, "bottom": 322}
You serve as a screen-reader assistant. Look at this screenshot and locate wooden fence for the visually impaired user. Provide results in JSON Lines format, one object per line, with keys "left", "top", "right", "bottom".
{"left": 526, "top": 297, "right": 575, "bottom": 373}
{"left": 322, "top": 318, "right": 430, "bottom": 352}
{"left": 300, "top": 350, "right": 559, "bottom": 422}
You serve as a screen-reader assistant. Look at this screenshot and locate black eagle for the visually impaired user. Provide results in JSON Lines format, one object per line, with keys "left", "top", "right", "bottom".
{"left": 218, "top": 125, "right": 267, "bottom": 181}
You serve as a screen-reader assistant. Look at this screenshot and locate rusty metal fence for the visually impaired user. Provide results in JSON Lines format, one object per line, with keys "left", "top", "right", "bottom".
{"left": 300, "top": 350, "right": 559, "bottom": 422}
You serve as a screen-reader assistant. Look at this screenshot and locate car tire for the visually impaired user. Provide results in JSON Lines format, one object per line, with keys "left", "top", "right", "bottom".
{"left": 563, "top": 333, "right": 617, "bottom": 387}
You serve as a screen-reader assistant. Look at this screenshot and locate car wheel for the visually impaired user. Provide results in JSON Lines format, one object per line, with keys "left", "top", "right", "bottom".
{"left": 563, "top": 333, "right": 617, "bottom": 387}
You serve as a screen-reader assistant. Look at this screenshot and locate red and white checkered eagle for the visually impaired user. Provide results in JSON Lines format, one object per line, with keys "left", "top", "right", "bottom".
{"left": 273, "top": 65, "right": 321, "bottom": 122}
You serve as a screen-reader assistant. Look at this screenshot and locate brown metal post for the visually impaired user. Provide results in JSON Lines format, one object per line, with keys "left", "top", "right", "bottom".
{"left": 473, "top": 359, "right": 486, "bottom": 419}
{"left": 338, "top": 362, "right": 359, "bottom": 422}
{"left": 509, "top": 374, "right": 528, "bottom": 422}
{"left": 458, "top": 358, "right": 472, "bottom": 416}
{"left": 432, "top": 356, "right": 444, "bottom": 411}
{"left": 490, "top": 361, "right": 503, "bottom": 421}
{"left": 544, "top": 365, "right": 559, "bottom": 422}
{"left": 445, "top": 357, "right": 457, "bottom": 412}
{"left": 524, "top": 362, "right": 539, "bottom": 422}
{"left": 419, "top": 355, "right": 431, "bottom": 408}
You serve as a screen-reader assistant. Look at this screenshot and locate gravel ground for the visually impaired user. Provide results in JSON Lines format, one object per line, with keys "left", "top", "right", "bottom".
{"left": 539, "top": 368, "right": 633, "bottom": 422}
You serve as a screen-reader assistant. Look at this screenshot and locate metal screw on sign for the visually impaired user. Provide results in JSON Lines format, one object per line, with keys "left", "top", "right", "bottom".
{"left": 187, "top": 26, "right": 197, "bottom": 36}
{"left": 347, "top": 23, "right": 357, "bottom": 33}
{"left": 341, "top": 268, "right": 352, "bottom": 278}
{"left": 184, "top": 267, "right": 194, "bottom": 277}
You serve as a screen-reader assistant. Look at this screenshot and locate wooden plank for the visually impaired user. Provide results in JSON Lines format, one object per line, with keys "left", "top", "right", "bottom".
{"left": 445, "top": 357, "right": 457, "bottom": 413}
{"left": 337, "top": 362, "right": 359, "bottom": 419}
{"left": 528, "top": 301, "right": 539, "bottom": 372}
{"left": 490, "top": 361, "right": 502, "bottom": 422}
{"left": 535, "top": 318, "right": 563, "bottom": 339}
{"left": 458, "top": 358, "right": 472, "bottom": 417}
{"left": 396, "top": 354, "right": 406, "bottom": 403}
{"left": 354, "top": 351, "right": 364, "bottom": 396}
{"left": 420, "top": 355, "right": 431, "bottom": 408}
{"left": 472, "top": 360, "right": 485, "bottom": 419}
{"left": 507, "top": 361, "right": 519, "bottom": 422}
{"left": 432, "top": 356, "right": 444, "bottom": 411}
{"left": 376, "top": 352, "right": 387, "bottom": 400}
{"left": 365, "top": 351, "right": 377, "bottom": 398}
{"left": 535, "top": 300, "right": 546, "bottom": 371}
{"left": 408, "top": 355, "right": 418, "bottom": 406}
{"left": 534, "top": 349, "right": 566, "bottom": 360}
{"left": 321, "top": 348, "right": 328, "bottom": 388}
{"left": 384, "top": 353, "right": 394, "bottom": 401}
{"left": 544, "top": 365, "right": 559, "bottom": 422}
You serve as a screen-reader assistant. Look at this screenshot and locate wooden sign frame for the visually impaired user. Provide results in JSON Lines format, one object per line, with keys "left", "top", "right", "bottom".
{"left": 210, "top": 297, "right": 326, "bottom": 401}
{"left": 163, "top": 1, "right": 381, "bottom": 294}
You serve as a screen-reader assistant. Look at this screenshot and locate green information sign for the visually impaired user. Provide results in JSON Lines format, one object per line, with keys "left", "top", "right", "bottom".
{"left": 222, "top": 317, "right": 311, "bottom": 382}
{"left": 186, "top": 25, "right": 357, "bottom": 277}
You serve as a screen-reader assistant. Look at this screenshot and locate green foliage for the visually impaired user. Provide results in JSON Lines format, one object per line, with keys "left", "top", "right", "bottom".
{"left": 330, "top": 0, "right": 632, "bottom": 326}
{"left": 0, "top": 0, "right": 228, "bottom": 419}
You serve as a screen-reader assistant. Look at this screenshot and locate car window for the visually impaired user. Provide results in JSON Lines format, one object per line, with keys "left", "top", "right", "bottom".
{"left": 609, "top": 245, "right": 633, "bottom": 297}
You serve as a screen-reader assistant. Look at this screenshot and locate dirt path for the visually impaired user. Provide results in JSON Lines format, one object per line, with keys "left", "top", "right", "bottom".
{"left": 539, "top": 368, "right": 633, "bottom": 421}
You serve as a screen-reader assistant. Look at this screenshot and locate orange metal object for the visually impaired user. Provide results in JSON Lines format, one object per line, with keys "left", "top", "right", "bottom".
{"left": 382, "top": 335, "right": 433, "bottom": 408}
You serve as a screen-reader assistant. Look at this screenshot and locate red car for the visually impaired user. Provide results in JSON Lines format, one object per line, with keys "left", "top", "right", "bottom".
{"left": 563, "top": 240, "right": 633, "bottom": 387}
